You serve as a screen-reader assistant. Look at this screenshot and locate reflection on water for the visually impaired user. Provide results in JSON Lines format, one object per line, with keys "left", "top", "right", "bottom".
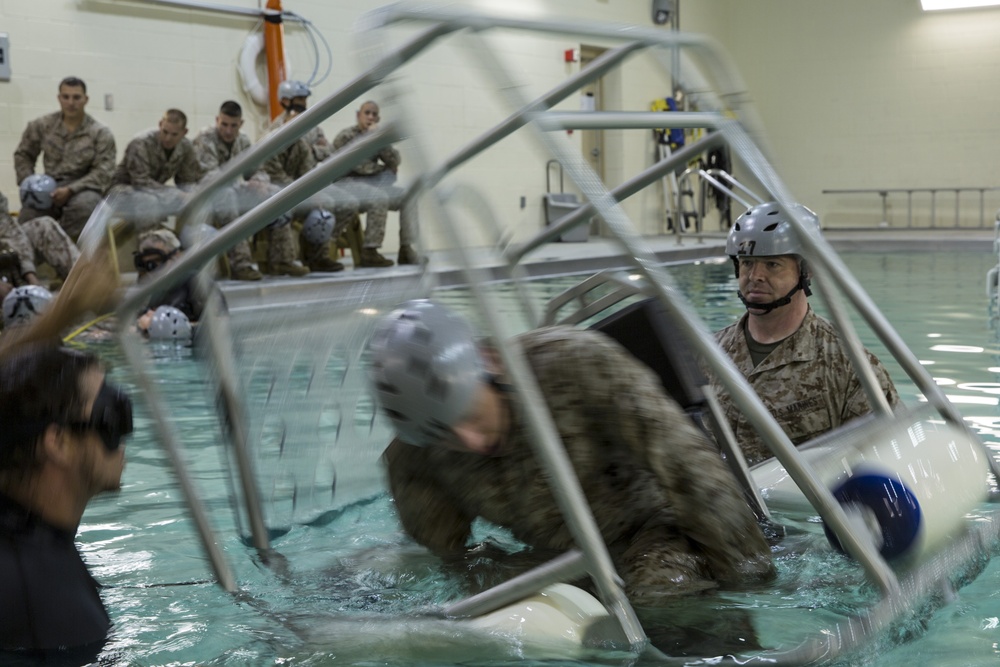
{"left": 75, "top": 248, "right": 1000, "bottom": 666}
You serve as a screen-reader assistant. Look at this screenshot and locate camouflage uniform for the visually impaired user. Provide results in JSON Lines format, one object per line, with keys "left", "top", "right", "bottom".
{"left": 384, "top": 327, "right": 774, "bottom": 605}
{"left": 713, "top": 308, "right": 900, "bottom": 467}
{"left": 0, "top": 191, "right": 80, "bottom": 281}
{"left": 333, "top": 124, "right": 416, "bottom": 248}
{"left": 14, "top": 111, "right": 116, "bottom": 241}
{"left": 192, "top": 125, "right": 297, "bottom": 270}
{"left": 107, "top": 128, "right": 203, "bottom": 230}
{"left": 262, "top": 135, "right": 359, "bottom": 265}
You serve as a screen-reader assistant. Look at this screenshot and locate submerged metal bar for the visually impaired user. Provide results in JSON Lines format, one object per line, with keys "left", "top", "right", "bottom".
{"left": 118, "top": 329, "right": 238, "bottom": 592}
{"left": 443, "top": 550, "right": 588, "bottom": 619}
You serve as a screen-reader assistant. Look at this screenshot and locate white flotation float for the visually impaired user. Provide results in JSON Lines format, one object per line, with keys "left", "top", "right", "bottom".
{"left": 751, "top": 414, "right": 990, "bottom": 562}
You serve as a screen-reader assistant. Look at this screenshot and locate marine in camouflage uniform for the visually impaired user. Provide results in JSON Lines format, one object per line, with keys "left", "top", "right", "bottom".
{"left": 385, "top": 326, "right": 774, "bottom": 605}
{"left": 14, "top": 106, "right": 116, "bottom": 242}
{"left": 262, "top": 134, "right": 360, "bottom": 267}
{"left": 192, "top": 118, "right": 300, "bottom": 275}
{"left": 107, "top": 111, "right": 203, "bottom": 231}
{"left": 333, "top": 101, "right": 418, "bottom": 264}
{"left": 0, "top": 190, "right": 80, "bottom": 284}
{"left": 713, "top": 309, "right": 899, "bottom": 467}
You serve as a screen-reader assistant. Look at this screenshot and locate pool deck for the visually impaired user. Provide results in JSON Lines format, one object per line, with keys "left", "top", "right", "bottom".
{"left": 215, "top": 227, "right": 994, "bottom": 313}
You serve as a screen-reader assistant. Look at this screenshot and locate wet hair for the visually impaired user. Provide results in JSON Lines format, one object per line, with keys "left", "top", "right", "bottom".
{"left": 163, "top": 108, "right": 188, "bottom": 129}
{"left": 219, "top": 100, "right": 242, "bottom": 118}
{"left": 0, "top": 344, "right": 100, "bottom": 471}
{"left": 59, "top": 76, "right": 87, "bottom": 94}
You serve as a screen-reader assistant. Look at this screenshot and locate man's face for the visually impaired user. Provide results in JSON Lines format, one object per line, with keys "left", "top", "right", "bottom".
{"left": 215, "top": 112, "right": 243, "bottom": 144}
{"left": 158, "top": 119, "right": 187, "bottom": 150}
{"left": 76, "top": 368, "right": 127, "bottom": 495}
{"left": 737, "top": 254, "right": 802, "bottom": 313}
{"left": 449, "top": 381, "right": 507, "bottom": 456}
{"left": 357, "top": 103, "right": 380, "bottom": 131}
{"left": 283, "top": 96, "right": 308, "bottom": 116}
{"left": 58, "top": 84, "right": 88, "bottom": 119}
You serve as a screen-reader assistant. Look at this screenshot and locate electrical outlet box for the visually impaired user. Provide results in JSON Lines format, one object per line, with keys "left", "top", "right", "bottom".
{"left": 0, "top": 34, "right": 10, "bottom": 82}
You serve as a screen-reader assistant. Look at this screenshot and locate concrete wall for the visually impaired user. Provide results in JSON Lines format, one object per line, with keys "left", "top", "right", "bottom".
{"left": 1, "top": 0, "right": 997, "bottom": 252}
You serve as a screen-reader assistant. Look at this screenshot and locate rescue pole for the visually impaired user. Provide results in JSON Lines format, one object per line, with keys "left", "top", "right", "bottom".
{"left": 264, "top": 0, "right": 287, "bottom": 120}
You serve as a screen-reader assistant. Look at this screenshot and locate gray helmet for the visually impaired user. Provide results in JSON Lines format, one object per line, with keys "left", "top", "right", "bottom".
{"left": 367, "top": 300, "right": 483, "bottom": 447}
{"left": 148, "top": 305, "right": 192, "bottom": 342}
{"left": 301, "top": 208, "right": 335, "bottom": 245}
{"left": 277, "top": 80, "right": 311, "bottom": 100}
{"left": 19, "top": 174, "right": 58, "bottom": 211}
{"left": 726, "top": 202, "right": 821, "bottom": 258}
{"left": 2, "top": 285, "right": 53, "bottom": 326}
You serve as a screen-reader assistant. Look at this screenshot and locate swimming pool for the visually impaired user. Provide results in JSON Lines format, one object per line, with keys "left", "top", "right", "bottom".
{"left": 70, "top": 247, "right": 1000, "bottom": 665}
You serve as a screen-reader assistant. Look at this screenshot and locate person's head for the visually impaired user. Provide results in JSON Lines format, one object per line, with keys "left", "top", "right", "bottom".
{"left": 57, "top": 76, "right": 89, "bottom": 120}
{"left": 726, "top": 202, "right": 820, "bottom": 316}
{"left": 0, "top": 344, "right": 132, "bottom": 495}
{"left": 158, "top": 109, "right": 188, "bottom": 150}
{"left": 277, "top": 80, "right": 310, "bottom": 115}
{"left": 356, "top": 101, "right": 380, "bottom": 131}
{"left": 215, "top": 100, "right": 244, "bottom": 144}
{"left": 368, "top": 300, "right": 509, "bottom": 456}
{"left": 134, "top": 228, "right": 181, "bottom": 279}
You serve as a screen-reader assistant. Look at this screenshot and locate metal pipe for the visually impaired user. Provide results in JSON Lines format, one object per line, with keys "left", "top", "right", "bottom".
{"left": 539, "top": 110, "right": 726, "bottom": 130}
{"left": 443, "top": 550, "right": 588, "bottom": 619}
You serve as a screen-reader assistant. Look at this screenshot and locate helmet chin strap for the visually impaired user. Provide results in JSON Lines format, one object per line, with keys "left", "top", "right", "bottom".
{"left": 737, "top": 274, "right": 812, "bottom": 314}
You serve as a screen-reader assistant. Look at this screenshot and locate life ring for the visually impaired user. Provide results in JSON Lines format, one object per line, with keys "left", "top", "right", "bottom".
{"left": 238, "top": 32, "right": 290, "bottom": 108}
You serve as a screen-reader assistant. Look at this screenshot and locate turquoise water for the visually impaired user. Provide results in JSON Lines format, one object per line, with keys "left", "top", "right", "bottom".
{"left": 76, "top": 248, "right": 1000, "bottom": 665}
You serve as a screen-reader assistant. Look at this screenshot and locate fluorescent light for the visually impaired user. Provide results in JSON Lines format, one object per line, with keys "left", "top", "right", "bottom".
{"left": 922, "top": 0, "right": 1000, "bottom": 10}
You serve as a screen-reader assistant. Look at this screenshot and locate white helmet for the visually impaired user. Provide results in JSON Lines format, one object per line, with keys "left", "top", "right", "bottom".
{"left": 301, "top": 208, "right": 335, "bottom": 246}
{"left": 367, "top": 300, "right": 484, "bottom": 447}
{"left": 277, "top": 80, "right": 311, "bottom": 100}
{"left": 148, "top": 305, "right": 192, "bottom": 342}
{"left": 19, "top": 174, "right": 58, "bottom": 211}
{"left": 2, "top": 285, "right": 53, "bottom": 326}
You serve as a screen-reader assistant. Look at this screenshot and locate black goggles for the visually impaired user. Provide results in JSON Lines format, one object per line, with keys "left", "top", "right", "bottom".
{"left": 133, "top": 248, "right": 177, "bottom": 273}
{"left": 67, "top": 380, "right": 134, "bottom": 451}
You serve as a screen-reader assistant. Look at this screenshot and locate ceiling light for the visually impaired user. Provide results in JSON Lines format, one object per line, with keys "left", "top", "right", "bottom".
{"left": 922, "top": 0, "right": 1000, "bottom": 10}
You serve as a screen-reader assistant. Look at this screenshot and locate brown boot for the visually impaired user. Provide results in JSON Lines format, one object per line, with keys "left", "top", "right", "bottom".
{"left": 308, "top": 256, "right": 345, "bottom": 272}
{"left": 397, "top": 244, "right": 420, "bottom": 265}
{"left": 231, "top": 264, "right": 264, "bottom": 281}
{"left": 267, "top": 261, "right": 310, "bottom": 277}
{"left": 359, "top": 248, "right": 394, "bottom": 268}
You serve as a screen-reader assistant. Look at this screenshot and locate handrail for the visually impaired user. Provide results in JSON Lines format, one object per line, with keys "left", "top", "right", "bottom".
{"left": 822, "top": 186, "right": 1000, "bottom": 228}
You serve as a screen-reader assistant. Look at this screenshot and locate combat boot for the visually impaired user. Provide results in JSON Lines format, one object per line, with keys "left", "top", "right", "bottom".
{"left": 231, "top": 264, "right": 264, "bottom": 281}
{"left": 268, "top": 261, "right": 310, "bottom": 277}
{"left": 308, "top": 256, "right": 345, "bottom": 272}
{"left": 397, "top": 244, "right": 420, "bottom": 265}
{"left": 359, "top": 248, "right": 394, "bottom": 268}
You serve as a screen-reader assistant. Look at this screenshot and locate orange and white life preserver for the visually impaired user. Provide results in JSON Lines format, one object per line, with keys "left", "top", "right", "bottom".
{"left": 237, "top": 31, "right": 290, "bottom": 109}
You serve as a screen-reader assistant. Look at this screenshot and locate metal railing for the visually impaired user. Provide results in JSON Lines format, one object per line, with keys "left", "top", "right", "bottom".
{"left": 822, "top": 186, "right": 1000, "bottom": 228}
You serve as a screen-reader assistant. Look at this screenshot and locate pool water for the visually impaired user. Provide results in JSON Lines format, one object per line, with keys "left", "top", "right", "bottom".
{"left": 70, "top": 248, "right": 1000, "bottom": 665}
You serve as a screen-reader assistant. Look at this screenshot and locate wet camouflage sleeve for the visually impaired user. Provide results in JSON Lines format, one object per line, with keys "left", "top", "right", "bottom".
{"left": 713, "top": 309, "right": 900, "bottom": 467}
{"left": 332, "top": 125, "right": 400, "bottom": 176}
{"left": 14, "top": 113, "right": 116, "bottom": 194}
{"left": 384, "top": 326, "right": 773, "bottom": 593}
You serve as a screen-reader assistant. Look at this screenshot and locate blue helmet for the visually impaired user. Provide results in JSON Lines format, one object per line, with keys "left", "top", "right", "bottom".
{"left": 19, "top": 174, "right": 58, "bottom": 211}
{"left": 301, "top": 208, "right": 335, "bottom": 246}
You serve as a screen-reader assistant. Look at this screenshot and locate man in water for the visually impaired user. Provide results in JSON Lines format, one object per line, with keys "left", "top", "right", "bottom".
{"left": 369, "top": 300, "right": 774, "bottom": 606}
{"left": 714, "top": 202, "right": 899, "bottom": 466}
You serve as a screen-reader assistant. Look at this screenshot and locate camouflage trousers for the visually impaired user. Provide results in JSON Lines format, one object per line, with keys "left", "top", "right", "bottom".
{"left": 214, "top": 182, "right": 298, "bottom": 269}
{"left": 4, "top": 215, "right": 81, "bottom": 279}
{"left": 19, "top": 189, "right": 103, "bottom": 243}
{"left": 336, "top": 176, "right": 417, "bottom": 248}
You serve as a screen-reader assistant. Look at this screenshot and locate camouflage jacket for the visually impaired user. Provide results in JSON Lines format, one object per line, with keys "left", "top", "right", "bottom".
{"left": 713, "top": 308, "right": 900, "bottom": 467}
{"left": 191, "top": 127, "right": 268, "bottom": 184}
{"left": 262, "top": 136, "right": 315, "bottom": 186}
{"left": 0, "top": 191, "right": 33, "bottom": 278}
{"left": 332, "top": 125, "right": 400, "bottom": 177}
{"left": 111, "top": 129, "right": 202, "bottom": 190}
{"left": 384, "top": 326, "right": 770, "bottom": 592}
{"left": 14, "top": 112, "right": 117, "bottom": 194}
